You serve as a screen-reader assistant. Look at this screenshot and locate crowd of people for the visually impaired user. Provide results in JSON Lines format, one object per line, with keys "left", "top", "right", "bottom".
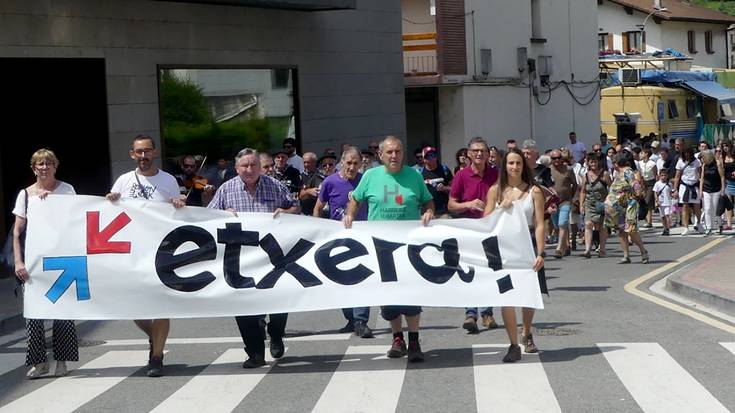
{"left": 11, "top": 129, "right": 733, "bottom": 379}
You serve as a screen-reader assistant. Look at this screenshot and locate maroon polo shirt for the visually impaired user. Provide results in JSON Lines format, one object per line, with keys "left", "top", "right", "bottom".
{"left": 449, "top": 164, "right": 499, "bottom": 218}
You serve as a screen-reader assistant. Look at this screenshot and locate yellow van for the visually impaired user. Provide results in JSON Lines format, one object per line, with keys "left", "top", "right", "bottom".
{"left": 600, "top": 86, "right": 703, "bottom": 145}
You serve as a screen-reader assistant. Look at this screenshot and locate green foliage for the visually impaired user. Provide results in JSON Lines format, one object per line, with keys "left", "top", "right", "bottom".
{"left": 160, "top": 71, "right": 212, "bottom": 125}
{"left": 690, "top": 0, "right": 735, "bottom": 16}
{"left": 163, "top": 119, "right": 270, "bottom": 160}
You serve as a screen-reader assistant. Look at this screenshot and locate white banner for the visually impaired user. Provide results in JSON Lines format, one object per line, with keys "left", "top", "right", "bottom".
{"left": 23, "top": 195, "right": 542, "bottom": 320}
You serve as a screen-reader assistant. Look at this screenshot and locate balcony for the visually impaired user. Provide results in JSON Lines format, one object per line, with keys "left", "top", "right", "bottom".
{"left": 403, "top": 32, "right": 438, "bottom": 77}
{"left": 151, "top": 0, "right": 356, "bottom": 11}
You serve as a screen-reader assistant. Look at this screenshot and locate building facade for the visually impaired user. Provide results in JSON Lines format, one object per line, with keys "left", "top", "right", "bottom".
{"left": 0, "top": 0, "right": 405, "bottom": 234}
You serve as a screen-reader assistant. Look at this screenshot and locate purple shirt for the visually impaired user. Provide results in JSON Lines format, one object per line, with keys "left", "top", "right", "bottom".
{"left": 319, "top": 172, "right": 368, "bottom": 221}
{"left": 207, "top": 175, "right": 296, "bottom": 212}
{"left": 449, "top": 165, "right": 498, "bottom": 218}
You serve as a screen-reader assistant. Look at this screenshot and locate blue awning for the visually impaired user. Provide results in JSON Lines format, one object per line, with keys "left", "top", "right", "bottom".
{"left": 682, "top": 81, "right": 735, "bottom": 104}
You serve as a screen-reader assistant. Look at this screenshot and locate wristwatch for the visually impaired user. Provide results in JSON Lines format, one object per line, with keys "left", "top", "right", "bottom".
{"left": 537, "top": 251, "right": 546, "bottom": 259}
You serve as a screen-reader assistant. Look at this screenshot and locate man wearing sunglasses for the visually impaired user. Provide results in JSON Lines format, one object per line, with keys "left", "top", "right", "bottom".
{"left": 419, "top": 146, "right": 453, "bottom": 217}
{"left": 549, "top": 150, "right": 578, "bottom": 259}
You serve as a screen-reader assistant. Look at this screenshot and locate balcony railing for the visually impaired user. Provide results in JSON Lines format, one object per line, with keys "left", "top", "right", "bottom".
{"left": 403, "top": 32, "right": 437, "bottom": 76}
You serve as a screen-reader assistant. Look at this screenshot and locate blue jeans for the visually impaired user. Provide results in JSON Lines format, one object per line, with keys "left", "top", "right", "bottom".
{"left": 342, "top": 307, "right": 370, "bottom": 324}
{"left": 465, "top": 307, "right": 493, "bottom": 318}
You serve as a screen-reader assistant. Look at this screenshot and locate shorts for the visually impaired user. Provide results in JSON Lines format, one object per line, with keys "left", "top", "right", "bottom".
{"left": 380, "top": 306, "right": 422, "bottom": 321}
{"left": 551, "top": 201, "right": 572, "bottom": 228}
{"left": 659, "top": 206, "right": 671, "bottom": 217}
{"left": 678, "top": 184, "right": 701, "bottom": 204}
{"left": 726, "top": 181, "right": 735, "bottom": 196}
{"left": 569, "top": 205, "right": 580, "bottom": 225}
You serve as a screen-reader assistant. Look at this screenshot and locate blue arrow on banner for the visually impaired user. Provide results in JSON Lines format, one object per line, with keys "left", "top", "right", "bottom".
{"left": 43, "top": 256, "right": 91, "bottom": 303}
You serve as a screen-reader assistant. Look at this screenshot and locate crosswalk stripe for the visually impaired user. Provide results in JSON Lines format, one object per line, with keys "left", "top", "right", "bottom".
{"left": 472, "top": 344, "right": 561, "bottom": 413}
{"left": 598, "top": 343, "right": 729, "bottom": 413}
{"left": 311, "top": 345, "right": 405, "bottom": 413}
{"left": 95, "top": 333, "right": 351, "bottom": 347}
{"left": 720, "top": 342, "right": 735, "bottom": 356}
{"left": 0, "top": 353, "right": 25, "bottom": 376}
{"left": 0, "top": 350, "right": 148, "bottom": 413}
{"left": 150, "top": 347, "right": 286, "bottom": 413}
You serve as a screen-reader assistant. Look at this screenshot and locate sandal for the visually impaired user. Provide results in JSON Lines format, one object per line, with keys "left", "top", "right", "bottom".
{"left": 598, "top": 251, "right": 607, "bottom": 258}
{"left": 554, "top": 250, "right": 563, "bottom": 259}
{"left": 581, "top": 251, "right": 591, "bottom": 259}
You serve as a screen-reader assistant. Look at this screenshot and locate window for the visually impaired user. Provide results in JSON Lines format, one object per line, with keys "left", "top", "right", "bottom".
{"left": 686, "top": 100, "right": 696, "bottom": 118}
{"left": 705, "top": 30, "right": 715, "bottom": 54}
{"left": 623, "top": 31, "right": 641, "bottom": 53}
{"left": 688, "top": 30, "right": 697, "bottom": 53}
{"left": 158, "top": 67, "right": 298, "bottom": 169}
{"left": 668, "top": 100, "right": 679, "bottom": 119}
{"left": 531, "top": 0, "right": 542, "bottom": 39}
{"left": 598, "top": 33, "right": 612, "bottom": 52}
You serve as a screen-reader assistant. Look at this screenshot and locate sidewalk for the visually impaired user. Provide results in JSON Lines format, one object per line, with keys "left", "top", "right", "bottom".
{"left": 0, "top": 277, "right": 24, "bottom": 335}
{"left": 665, "top": 238, "right": 735, "bottom": 318}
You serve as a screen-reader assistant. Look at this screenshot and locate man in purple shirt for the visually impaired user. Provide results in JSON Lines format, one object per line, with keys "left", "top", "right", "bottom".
{"left": 448, "top": 136, "right": 500, "bottom": 333}
{"left": 312, "top": 146, "right": 372, "bottom": 338}
{"left": 208, "top": 148, "right": 300, "bottom": 369}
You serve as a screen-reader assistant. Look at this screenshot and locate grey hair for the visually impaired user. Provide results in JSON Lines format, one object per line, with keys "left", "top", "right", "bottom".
{"left": 303, "top": 152, "right": 317, "bottom": 162}
{"left": 521, "top": 139, "right": 538, "bottom": 152}
{"left": 235, "top": 147, "right": 260, "bottom": 163}
{"left": 467, "top": 136, "right": 489, "bottom": 150}
{"left": 379, "top": 135, "right": 403, "bottom": 152}
{"left": 700, "top": 149, "right": 715, "bottom": 165}
{"left": 341, "top": 145, "right": 361, "bottom": 161}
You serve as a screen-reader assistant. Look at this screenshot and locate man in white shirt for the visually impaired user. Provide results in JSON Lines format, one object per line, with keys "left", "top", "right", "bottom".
{"left": 283, "top": 137, "right": 304, "bottom": 173}
{"left": 566, "top": 132, "right": 587, "bottom": 163}
{"left": 106, "top": 134, "right": 184, "bottom": 377}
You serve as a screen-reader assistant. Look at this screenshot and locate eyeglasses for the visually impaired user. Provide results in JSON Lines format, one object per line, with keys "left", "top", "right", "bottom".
{"left": 321, "top": 163, "right": 336, "bottom": 167}
{"left": 133, "top": 148, "right": 154, "bottom": 155}
{"left": 551, "top": 156, "right": 562, "bottom": 160}
{"left": 425, "top": 153, "right": 437, "bottom": 159}
{"left": 593, "top": 149, "right": 602, "bottom": 152}
{"left": 34, "top": 161, "right": 55, "bottom": 168}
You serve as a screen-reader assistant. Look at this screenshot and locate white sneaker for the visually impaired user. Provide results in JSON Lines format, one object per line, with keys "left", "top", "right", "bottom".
{"left": 54, "top": 361, "right": 68, "bottom": 377}
{"left": 681, "top": 229, "right": 690, "bottom": 236}
{"left": 26, "top": 362, "right": 49, "bottom": 379}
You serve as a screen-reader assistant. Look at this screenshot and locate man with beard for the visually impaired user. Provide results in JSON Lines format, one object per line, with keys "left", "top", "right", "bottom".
{"left": 448, "top": 137, "right": 499, "bottom": 333}
{"left": 273, "top": 149, "right": 302, "bottom": 196}
{"left": 300, "top": 153, "right": 336, "bottom": 217}
{"left": 260, "top": 153, "right": 275, "bottom": 177}
{"left": 550, "top": 149, "right": 578, "bottom": 258}
{"left": 283, "top": 137, "right": 304, "bottom": 173}
{"left": 106, "top": 134, "right": 185, "bottom": 377}
{"left": 175, "top": 155, "right": 214, "bottom": 206}
{"left": 313, "top": 146, "right": 372, "bottom": 338}
{"left": 343, "top": 136, "right": 435, "bottom": 362}
{"left": 420, "top": 146, "right": 453, "bottom": 217}
{"left": 207, "top": 148, "right": 300, "bottom": 368}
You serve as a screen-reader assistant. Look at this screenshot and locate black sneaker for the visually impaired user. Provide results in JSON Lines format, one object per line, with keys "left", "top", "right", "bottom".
{"left": 387, "top": 336, "right": 407, "bottom": 358}
{"left": 502, "top": 344, "right": 521, "bottom": 363}
{"left": 242, "top": 357, "right": 266, "bottom": 369}
{"left": 407, "top": 341, "right": 425, "bottom": 363}
{"left": 338, "top": 322, "right": 355, "bottom": 333}
{"left": 147, "top": 356, "right": 164, "bottom": 377}
{"left": 269, "top": 338, "right": 285, "bottom": 359}
{"left": 354, "top": 322, "right": 374, "bottom": 338}
{"left": 661, "top": 229, "right": 670, "bottom": 236}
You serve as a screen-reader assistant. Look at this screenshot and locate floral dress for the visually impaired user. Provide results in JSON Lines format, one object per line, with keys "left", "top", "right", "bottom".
{"left": 583, "top": 172, "right": 608, "bottom": 224}
{"left": 604, "top": 168, "right": 642, "bottom": 233}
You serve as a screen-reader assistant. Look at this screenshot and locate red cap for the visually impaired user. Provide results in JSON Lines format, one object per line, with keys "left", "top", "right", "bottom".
{"left": 422, "top": 146, "right": 438, "bottom": 157}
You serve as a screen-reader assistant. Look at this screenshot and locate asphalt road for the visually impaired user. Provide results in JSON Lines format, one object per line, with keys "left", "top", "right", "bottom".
{"left": 0, "top": 230, "right": 734, "bottom": 413}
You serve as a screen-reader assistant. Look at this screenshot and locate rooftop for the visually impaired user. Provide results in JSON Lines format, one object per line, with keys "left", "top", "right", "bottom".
{"left": 606, "top": 0, "right": 735, "bottom": 24}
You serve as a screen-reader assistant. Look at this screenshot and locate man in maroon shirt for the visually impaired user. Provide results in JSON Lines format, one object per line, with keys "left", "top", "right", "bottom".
{"left": 448, "top": 137, "right": 500, "bottom": 333}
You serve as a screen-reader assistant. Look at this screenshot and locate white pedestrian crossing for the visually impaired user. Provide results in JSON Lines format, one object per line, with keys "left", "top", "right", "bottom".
{"left": 0, "top": 350, "right": 149, "bottom": 413}
{"left": 720, "top": 342, "right": 735, "bottom": 356}
{"left": 311, "top": 345, "right": 406, "bottom": 413}
{"left": 472, "top": 344, "right": 561, "bottom": 413}
{"left": 597, "top": 343, "right": 729, "bottom": 413}
{"left": 150, "top": 347, "right": 286, "bottom": 413}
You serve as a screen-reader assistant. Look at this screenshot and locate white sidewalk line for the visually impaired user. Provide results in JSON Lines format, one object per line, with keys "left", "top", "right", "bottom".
{"left": 472, "top": 344, "right": 560, "bottom": 413}
{"left": 150, "top": 347, "right": 286, "bottom": 413}
{"left": 720, "top": 342, "right": 735, "bottom": 356}
{"left": 312, "top": 345, "right": 405, "bottom": 413}
{"left": 598, "top": 343, "right": 728, "bottom": 413}
{"left": 0, "top": 350, "right": 149, "bottom": 413}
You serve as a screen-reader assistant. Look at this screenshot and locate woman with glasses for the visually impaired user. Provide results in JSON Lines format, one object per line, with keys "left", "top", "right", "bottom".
{"left": 13, "top": 149, "right": 78, "bottom": 379}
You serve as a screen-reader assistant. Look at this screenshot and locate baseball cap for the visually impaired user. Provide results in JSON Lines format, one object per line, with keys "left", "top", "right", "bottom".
{"left": 651, "top": 140, "right": 660, "bottom": 148}
{"left": 422, "top": 146, "right": 438, "bottom": 157}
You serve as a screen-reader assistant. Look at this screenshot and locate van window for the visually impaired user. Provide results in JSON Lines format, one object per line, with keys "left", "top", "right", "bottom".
{"left": 686, "top": 100, "right": 696, "bottom": 118}
{"left": 668, "top": 100, "right": 679, "bottom": 119}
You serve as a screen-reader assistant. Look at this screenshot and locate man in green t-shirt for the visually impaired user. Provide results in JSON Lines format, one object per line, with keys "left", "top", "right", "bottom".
{"left": 343, "top": 135, "right": 435, "bottom": 362}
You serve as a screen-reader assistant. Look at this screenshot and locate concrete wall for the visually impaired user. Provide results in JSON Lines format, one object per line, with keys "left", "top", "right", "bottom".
{"left": 0, "top": 0, "right": 404, "bottom": 179}
{"left": 433, "top": 0, "right": 599, "bottom": 157}
{"left": 598, "top": 0, "right": 729, "bottom": 68}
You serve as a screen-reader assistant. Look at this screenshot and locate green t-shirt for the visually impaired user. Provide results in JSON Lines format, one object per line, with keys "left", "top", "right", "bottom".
{"left": 352, "top": 165, "right": 433, "bottom": 221}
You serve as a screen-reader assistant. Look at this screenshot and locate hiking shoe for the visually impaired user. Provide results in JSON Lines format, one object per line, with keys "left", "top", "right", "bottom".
{"left": 26, "top": 362, "right": 49, "bottom": 379}
{"left": 462, "top": 317, "right": 479, "bottom": 334}
{"left": 354, "top": 322, "right": 374, "bottom": 339}
{"left": 147, "top": 356, "right": 164, "bottom": 377}
{"left": 242, "top": 357, "right": 267, "bottom": 369}
{"left": 481, "top": 314, "right": 499, "bottom": 329}
{"left": 270, "top": 338, "right": 285, "bottom": 359}
{"left": 407, "top": 341, "right": 425, "bottom": 363}
{"left": 54, "top": 361, "right": 68, "bottom": 377}
{"left": 387, "top": 337, "right": 407, "bottom": 358}
{"left": 502, "top": 344, "right": 521, "bottom": 363}
{"left": 338, "top": 322, "right": 355, "bottom": 333}
{"left": 522, "top": 334, "right": 538, "bottom": 353}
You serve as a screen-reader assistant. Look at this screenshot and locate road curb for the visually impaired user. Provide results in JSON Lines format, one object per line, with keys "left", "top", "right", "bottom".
{"left": 666, "top": 271, "right": 735, "bottom": 317}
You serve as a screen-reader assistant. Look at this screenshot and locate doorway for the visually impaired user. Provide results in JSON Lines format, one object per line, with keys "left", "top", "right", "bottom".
{"left": 405, "top": 87, "right": 439, "bottom": 166}
{"left": 0, "top": 58, "right": 111, "bottom": 235}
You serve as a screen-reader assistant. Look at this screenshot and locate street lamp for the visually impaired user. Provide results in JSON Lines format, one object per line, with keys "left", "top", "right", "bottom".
{"left": 636, "top": 8, "right": 667, "bottom": 53}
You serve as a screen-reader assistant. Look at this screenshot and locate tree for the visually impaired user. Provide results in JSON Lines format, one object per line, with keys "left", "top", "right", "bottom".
{"left": 159, "top": 70, "right": 211, "bottom": 125}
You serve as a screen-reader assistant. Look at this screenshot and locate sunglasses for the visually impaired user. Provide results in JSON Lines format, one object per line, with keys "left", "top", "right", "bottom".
{"left": 551, "top": 156, "right": 562, "bottom": 160}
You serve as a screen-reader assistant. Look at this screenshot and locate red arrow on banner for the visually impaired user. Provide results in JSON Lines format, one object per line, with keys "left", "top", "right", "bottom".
{"left": 86, "top": 211, "right": 132, "bottom": 254}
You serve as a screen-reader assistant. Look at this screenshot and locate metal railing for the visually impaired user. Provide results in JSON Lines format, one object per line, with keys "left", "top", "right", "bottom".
{"left": 402, "top": 32, "right": 437, "bottom": 76}
{"left": 703, "top": 124, "right": 735, "bottom": 145}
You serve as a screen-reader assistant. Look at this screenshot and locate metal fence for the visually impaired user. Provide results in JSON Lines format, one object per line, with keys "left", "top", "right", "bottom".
{"left": 703, "top": 124, "right": 735, "bottom": 145}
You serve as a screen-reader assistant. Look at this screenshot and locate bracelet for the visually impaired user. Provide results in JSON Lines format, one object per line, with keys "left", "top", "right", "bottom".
{"left": 537, "top": 251, "right": 546, "bottom": 259}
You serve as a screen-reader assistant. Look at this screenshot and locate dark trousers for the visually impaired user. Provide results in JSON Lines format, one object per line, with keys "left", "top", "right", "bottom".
{"left": 235, "top": 313, "right": 288, "bottom": 359}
